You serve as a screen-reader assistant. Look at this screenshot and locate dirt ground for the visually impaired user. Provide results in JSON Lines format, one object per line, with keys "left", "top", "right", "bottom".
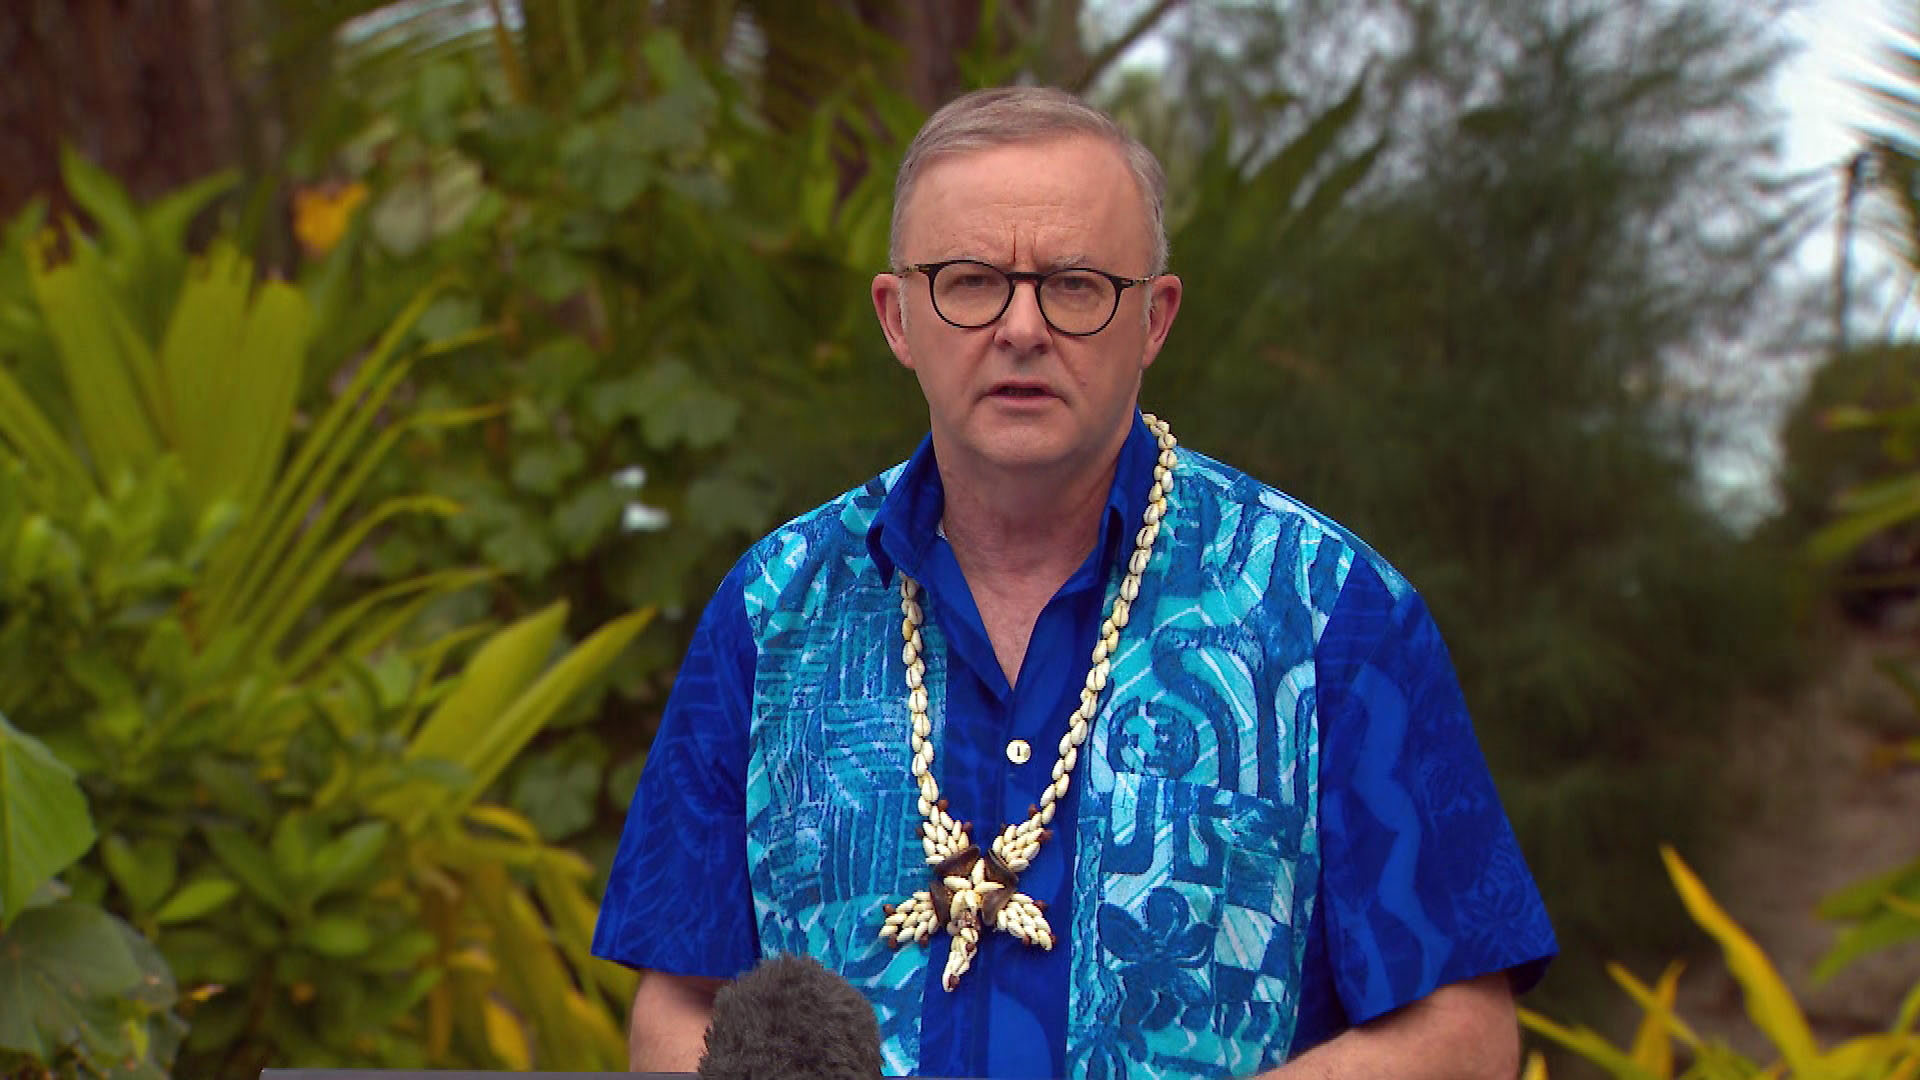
{"left": 1668, "top": 625, "right": 1920, "bottom": 1057}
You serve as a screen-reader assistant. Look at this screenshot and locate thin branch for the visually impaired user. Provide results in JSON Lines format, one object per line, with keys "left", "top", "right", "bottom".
{"left": 1069, "top": 0, "right": 1185, "bottom": 94}
{"left": 485, "top": 0, "right": 532, "bottom": 104}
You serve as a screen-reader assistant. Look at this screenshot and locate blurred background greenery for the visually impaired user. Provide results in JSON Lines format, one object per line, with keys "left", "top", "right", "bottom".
{"left": 0, "top": 0, "right": 1917, "bottom": 1077}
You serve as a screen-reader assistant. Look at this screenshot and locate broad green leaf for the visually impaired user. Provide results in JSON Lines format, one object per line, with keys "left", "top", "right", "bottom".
{"left": 158, "top": 927, "right": 252, "bottom": 985}
{"left": 100, "top": 834, "right": 177, "bottom": 915}
{"left": 685, "top": 470, "right": 775, "bottom": 539}
{"left": 357, "top": 967, "right": 443, "bottom": 1033}
{"left": 525, "top": 336, "right": 599, "bottom": 408}
{"left": 553, "top": 481, "right": 624, "bottom": 557}
{"left": 202, "top": 824, "right": 292, "bottom": 918}
{"left": 297, "top": 914, "right": 373, "bottom": 957}
{"left": 592, "top": 359, "right": 740, "bottom": 449}
{"left": 152, "top": 875, "right": 240, "bottom": 925}
{"left": 0, "top": 901, "right": 142, "bottom": 1060}
{"left": 269, "top": 811, "right": 322, "bottom": 887}
{"left": 0, "top": 714, "right": 95, "bottom": 927}
{"left": 1660, "top": 846, "right": 1820, "bottom": 1071}
{"left": 508, "top": 737, "right": 605, "bottom": 840}
{"left": 360, "top": 929, "right": 438, "bottom": 974}
{"left": 308, "top": 821, "right": 391, "bottom": 899}
{"left": 510, "top": 439, "right": 587, "bottom": 496}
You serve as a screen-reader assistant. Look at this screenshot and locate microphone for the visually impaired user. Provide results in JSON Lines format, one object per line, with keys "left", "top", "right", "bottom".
{"left": 697, "top": 951, "right": 884, "bottom": 1080}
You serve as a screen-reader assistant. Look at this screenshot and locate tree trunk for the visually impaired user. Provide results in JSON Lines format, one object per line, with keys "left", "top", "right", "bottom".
{"left": 0, "top": 0, "right": 241, "bottom": 222}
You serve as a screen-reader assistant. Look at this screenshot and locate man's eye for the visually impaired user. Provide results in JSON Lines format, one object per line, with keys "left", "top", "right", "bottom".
{"left": 1053, "top": 273, "right": 1100, "bottom": 293}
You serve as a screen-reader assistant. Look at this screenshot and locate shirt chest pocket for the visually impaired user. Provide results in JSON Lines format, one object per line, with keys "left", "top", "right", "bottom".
{"left": 1091, "top": 770, "right": 1317, "bottom": 1009}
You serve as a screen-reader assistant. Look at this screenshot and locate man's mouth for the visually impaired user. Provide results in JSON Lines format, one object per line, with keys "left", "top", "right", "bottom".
{"left": 990, "top": 384, "right": 1052, "bottom": 399}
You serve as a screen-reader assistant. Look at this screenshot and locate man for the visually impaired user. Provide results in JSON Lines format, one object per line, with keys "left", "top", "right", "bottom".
{"left": 592, "top": 87, "right": 1555, "bottom": 1079}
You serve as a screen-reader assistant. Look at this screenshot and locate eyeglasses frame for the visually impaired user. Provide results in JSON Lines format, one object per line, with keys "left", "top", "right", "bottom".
{"left": 901, "top": 258, "right": 1156, "bottom": 337}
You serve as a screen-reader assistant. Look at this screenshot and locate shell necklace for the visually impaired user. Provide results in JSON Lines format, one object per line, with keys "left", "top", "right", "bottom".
{"left": 879, "top": 414, "right": 1178, "bottom": 990}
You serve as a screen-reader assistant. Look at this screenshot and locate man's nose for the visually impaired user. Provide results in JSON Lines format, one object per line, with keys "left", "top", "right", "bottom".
{"left": 994, "top": 280, "right": 1051, "bottom": 350}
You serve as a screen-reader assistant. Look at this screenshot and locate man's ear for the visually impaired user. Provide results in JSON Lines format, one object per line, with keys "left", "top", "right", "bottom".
{"left": 1141, "top": 274, "right": 1183, "bottom": 370}
{"left": 872, "top": 273, "right": 914, "bottom": 370}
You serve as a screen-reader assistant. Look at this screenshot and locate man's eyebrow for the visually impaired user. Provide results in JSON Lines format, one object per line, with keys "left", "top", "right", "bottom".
{"left": 1037, "top": 253, "right": 1093, "bottom": 271}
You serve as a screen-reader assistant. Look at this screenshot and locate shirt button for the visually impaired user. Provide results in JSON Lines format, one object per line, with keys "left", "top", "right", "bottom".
{"left": 1006, "top": 739, "right": 1032, "bottom": 765}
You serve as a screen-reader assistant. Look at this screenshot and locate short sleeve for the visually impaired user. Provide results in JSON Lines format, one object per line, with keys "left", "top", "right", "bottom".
{"left": 590, "top": 563, "right": 761, "bottom": 978}
{"left": 1310, "top": 559, "right": 1556, "bottom": 1026}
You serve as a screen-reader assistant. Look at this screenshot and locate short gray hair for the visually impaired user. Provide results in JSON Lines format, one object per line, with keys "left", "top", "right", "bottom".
{"left": 889, "top": 87, "right": 1169, "bottom": 275}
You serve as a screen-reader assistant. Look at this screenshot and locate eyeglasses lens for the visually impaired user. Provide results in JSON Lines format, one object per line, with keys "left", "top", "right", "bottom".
{"left": 930, "top": 263, "right": 1118, "bottom": 335}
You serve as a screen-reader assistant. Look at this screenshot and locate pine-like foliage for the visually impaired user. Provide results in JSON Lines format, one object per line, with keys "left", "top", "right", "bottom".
{"left": 1148, "top": 0, "right": 1813, "bottom": 1011}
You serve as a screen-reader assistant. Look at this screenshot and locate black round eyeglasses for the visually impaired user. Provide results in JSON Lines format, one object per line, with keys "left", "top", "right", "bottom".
{"left": 902, "top": 259, "right": 1154, "bottom": 337}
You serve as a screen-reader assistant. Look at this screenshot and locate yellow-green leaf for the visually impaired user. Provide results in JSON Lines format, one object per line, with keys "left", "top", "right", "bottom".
{"left": 1660, "top": 845, "right": 1820, "bottom": 1071}
{"left": 157, "top": 247, "right": 309, "bottom": 517}
{"left": 466, "top": 805, "right": 543, "bottom": 843}
{"left": 1612, "top": 960, "right": 1689, "bottom": 1074}
{"left": 1518, "top": 1008, "right": 1662, "bottom": 1080}
{"left": 25, "top": 233, "right": 161, "bottom": 482}
{"left": 482, "top": 997, "right": 532, "bottom": 1070}
{"left": 153, "top": 874, "right": 240, "bottom": 925}
{"left": 401, "top": 601, "right": 569, "bottom": 780}
{"left": 1818, "top": 1033, "right": 1920, "bottom": 1076}
{"left": 447, "top": 608, "right": 653, "bottom": 813}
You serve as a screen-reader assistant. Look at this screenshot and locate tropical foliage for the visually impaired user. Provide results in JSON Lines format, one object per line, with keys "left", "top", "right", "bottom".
{"left": 5, "top": 0, "right": 1910, "bottom": 1074}
{"left": 1790, "top": 0, "right": 1920, "bottom": 1012}
{"left": 1521, "top": 849, "right": 1920, "bottom": 1080}
{"left": 0, "top": 158, "right": 645, "bottom": 1078}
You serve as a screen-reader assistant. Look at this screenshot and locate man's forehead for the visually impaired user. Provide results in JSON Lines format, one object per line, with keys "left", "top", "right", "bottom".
{"left": 909, "top": 135, "right": 1134, "bottom": 198}
{"left": 900, "top": 136, "right": 1147, "bottom": 261}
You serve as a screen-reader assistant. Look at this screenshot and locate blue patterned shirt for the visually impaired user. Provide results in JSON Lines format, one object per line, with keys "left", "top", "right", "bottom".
{"left": 593, "top": 414, "right": 1555, "bottom": 1078}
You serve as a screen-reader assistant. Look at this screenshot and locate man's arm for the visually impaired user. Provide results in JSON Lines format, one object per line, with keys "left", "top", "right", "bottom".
{"left": 1256, "top": 972, "right": 1518, "bottom": 1080}
{"left": 628, "top": 969, "right": 727, "bottom": 1072}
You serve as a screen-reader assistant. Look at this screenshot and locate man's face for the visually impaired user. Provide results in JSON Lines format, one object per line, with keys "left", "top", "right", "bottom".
{"left": 872, "top": 136, "right": 1182, "bottom": 484}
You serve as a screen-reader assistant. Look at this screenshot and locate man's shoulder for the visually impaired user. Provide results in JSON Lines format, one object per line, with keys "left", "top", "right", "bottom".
{"left": 734, "top": 461, "right": 907, "bottom": 577}
{"left": 1171, "top": 446, "right": 1415, "bottom": 601}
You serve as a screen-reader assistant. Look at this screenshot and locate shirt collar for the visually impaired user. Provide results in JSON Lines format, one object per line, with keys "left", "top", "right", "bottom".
{"left": 865, "top": 411, "right": 1161, "bottom": 586}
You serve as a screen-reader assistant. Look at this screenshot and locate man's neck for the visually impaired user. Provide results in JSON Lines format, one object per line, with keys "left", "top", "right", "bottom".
{"left": 934, "top": 453, "right": 1115, "bottom": 589}
{"left": 934, "top": 450, "right": 1115, "bottom": 688}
